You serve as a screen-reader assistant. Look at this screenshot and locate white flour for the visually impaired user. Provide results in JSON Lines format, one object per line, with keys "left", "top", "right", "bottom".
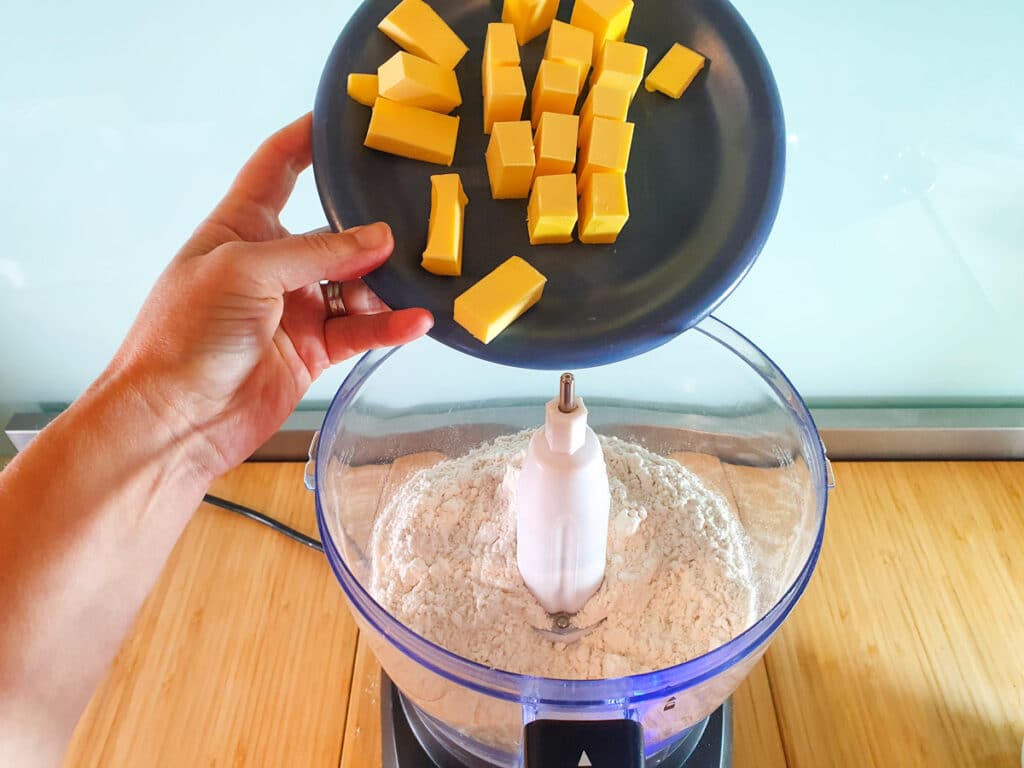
{"left": 369, "top": 433, "right": 757, "bottom": 679}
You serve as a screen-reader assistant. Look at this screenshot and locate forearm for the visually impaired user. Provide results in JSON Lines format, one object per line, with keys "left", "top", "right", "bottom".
{"left": 0, "top": 114, "right": 428, "bottom": 767}
{"left": 0, "top": 367, "right": 215, "bottom": 765}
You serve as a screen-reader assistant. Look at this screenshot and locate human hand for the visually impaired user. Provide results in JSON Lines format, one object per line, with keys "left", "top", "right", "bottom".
{"left": 104, "top": 113, "right": 433, "bottom": 479}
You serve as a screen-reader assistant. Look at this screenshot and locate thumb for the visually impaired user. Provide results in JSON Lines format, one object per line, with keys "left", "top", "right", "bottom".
{"left": 225, "top": 222, "right": 395, "bottom": 294}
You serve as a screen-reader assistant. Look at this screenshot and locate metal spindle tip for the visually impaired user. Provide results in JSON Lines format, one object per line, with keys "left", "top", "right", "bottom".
{"left": 558, "top": 372, "right": 576, "bottom": 413}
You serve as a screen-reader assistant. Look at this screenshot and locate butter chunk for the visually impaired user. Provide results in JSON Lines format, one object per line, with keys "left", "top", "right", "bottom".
{"left": 347, "top": 74, "right": 378, "bottom": 107}
{"left": 483, "top": 65, "right": 526, "bottom": 134}
{"left": 530, "top": 59, "right": 580, "bottom": 128}
{"left": 485, "top": 120, "right": 535, "bottom": 199}
{"left": 645, "top": 43, "right": 706, "bottom": 98}
{"left": 570, "top": 0, "right": 634, "bottom": 58}
{"left": 502, "top": 0, "right": 559, "bottom": 45}
{"left": 378, "top": 52, "right": 462, "bottom": 113}
{"left": 454, "top": 256, "right": 547, "bottom": 343}
{"left": 592, "top": 40, "right": 647, "bottom": 99}
{"left": 483, "top": 22, "right": 520, "bottom": 77}
{"left": 528, "top": 173, "right": 578, "bottom": 244}
{"left": 365, "top": 97, "right": 459, "bottom": 166}
{"left": 378, "top": 0, "right": 468, "bottom": 70}
{"left": 577, "top": 116, "right": 634, "bottom": 192}
{"left": 578, "top": 84, "right": 630, "bottom": 148}
{"left": 422, "top": 174, "right": 469, "bottom": 276}
{"left": 579, "top": 172, "right": 628, "bottom": 243}
{"left": 534, "top": 112, "right": 578, "bottom": 177}
{"left": 543, "top": 21, "right": 594, "bottom": 90}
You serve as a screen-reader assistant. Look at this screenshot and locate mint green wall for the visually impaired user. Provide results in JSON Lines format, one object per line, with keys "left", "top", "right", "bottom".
{"left": 1, "top": 0, "right": 1022, "bottom": 455}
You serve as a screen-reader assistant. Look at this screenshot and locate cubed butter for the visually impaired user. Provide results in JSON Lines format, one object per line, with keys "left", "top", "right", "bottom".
{"left": 578, "top": 172, "right": 628, "bottom": 243}
{"left": 645, "top": 43, "right": 706, "bottom": 98}
{"left": 543, "top": 21, "right": 594, "bottom": 90}
{"left": 530, "top": 59, "right": 580, "bottom": 128}
{"left": 483, "top": 65, "right": 526, "bottom": 134}
{"left": 569, "top": 0, "right": 634, "bottom": 58}
{"left": 378, "top": 52, "right": 462, "bottom": 113}
{"left": 422, "top": 174, "right": 469, "bottom": 276}
{"left": 591, "top": 40, "right": 647, "bottom": 99}
{"left": 578, "top": 83, "right": 630, "bottom": 148}
{"left": 528, "top": 173, "right": 578, "bottom": 244}
{"left": 454, "top": 256, "right": 547, "bottom": 343}
{"left": 502, "top": 0, "right": 559, "bottom": 45}
{"left": 534, "top": 112, "right": 578, "bottom": 177}
{"left": 577, "top": 116, "right": 634, "bottom": 192}
{"left": 347, "top": 73, "right": 378, "bottom": 107}
{"left": 483, "top": 22, "right": 520, "bottom": 78}
{"left": 485, "top": 121, "right": 535, "bottom": 198}
{"left": 378, "top": 0, "right": 468, "bottom": 70}
{"left": 365, "top": 97, "right": 459, "bottom": 166}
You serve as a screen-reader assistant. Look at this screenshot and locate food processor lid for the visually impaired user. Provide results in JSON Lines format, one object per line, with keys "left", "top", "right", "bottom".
{"left": 311, "top": 0, "right": 785, "bottom": 370}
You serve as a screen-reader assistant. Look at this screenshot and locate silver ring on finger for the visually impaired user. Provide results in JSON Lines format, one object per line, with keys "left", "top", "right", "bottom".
{"left": 320, "top": 281, "right": 347, "bottom": 318}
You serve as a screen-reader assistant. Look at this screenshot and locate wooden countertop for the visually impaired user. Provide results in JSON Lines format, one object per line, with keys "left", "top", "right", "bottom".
{"left": 63, "top": 461, "right": 1024, "bottom": 767}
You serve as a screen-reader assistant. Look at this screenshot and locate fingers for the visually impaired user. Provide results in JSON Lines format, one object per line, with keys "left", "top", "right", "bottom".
{"left": 325, "top": 308, "right": 434, "bottom": 364}
{"left": 281, "top": 284, "right": 333, "bottom": 375}
{"left": 236, "top": 222, "right": 395, "bottom": 294}
{"left": 220, "top": 113, "right": 313, "bottom": 218}
{"left": 342, "top": 279, "right": 390, "bottom": 314}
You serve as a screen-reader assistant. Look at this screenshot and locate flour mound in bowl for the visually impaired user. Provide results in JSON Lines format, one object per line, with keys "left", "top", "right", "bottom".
{"left": 369, "top": 433, "right": 757, "bottom": 679}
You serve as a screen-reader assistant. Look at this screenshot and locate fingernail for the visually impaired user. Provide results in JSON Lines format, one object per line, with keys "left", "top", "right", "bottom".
{"left": 353, "top": 222, "right": 389, "bottom": 249}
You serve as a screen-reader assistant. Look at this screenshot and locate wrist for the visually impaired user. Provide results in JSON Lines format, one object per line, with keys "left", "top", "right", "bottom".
{"left": 84, "top": 363, "right": 222, "bottom": 492}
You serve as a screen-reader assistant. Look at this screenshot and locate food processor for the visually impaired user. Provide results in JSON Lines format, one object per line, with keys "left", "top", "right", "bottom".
{"left": 307, "top": 318, "right": 830, "bottom": 767}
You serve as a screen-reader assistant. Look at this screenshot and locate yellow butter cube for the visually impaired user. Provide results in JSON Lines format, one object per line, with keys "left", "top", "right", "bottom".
{"left": 543, "top": 21, "right": 594, "bottom": 90}
{"left": 534, "top": 112, "right": 578, "bottom": 177}
{"left": 591, "top": 40, "right": 647, "bottom": 99}
{"left": 577, "top": 116, "right": 634, "bottom": 192}
{"left": 645, "top": 43, "right": 706, "bottom": 98}
{"left": 483, "top": 65, "right": 526, "bottom": 134}
{"left": 502, "top": 0, "right": 559, "bottom": 45}
{"left": 579, "top": 172, "right": 628, "bottom": 243}
{"left": 485, "top": 121, "right": 535, "bottom": 199}
{"left": 454, "top": 256, "right": 547, "bottom": 343}
{"left": 365, "top": 97, "right": 460, "bottom": 166}
{"left": 378, "top": 52, "right": 462, "bottom": 113}
{"left": 483, "top": 22, "right": 520, "bottom": 78}
{"left": 530, "top": 59, "right": 580, "bottom": 128}
{"left": 528, "top": 174, "right": 578, "bottom": 244}
{"left": 578, "top": 84, "right": 630, "bottom": 148}
{"left": 378, "top": 0, "right": 468, "bottom": 70}
{"left": 570, "top": 0, "right": 634, "bottom": 58}
{"left": 347, "top": 74, "right": 378, "bottom": 107}
{"left": 422, "top": 174, "right": 469, "bottom": 276}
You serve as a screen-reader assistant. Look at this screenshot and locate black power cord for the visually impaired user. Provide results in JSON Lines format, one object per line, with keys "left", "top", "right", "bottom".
{"left": 202, "top": 494, "right": 324, "bottom": 553}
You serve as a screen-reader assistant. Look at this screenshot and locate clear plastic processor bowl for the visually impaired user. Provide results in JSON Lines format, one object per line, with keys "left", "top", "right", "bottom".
{"left": 311, "top": 317, "right": 830, "bottom": 766}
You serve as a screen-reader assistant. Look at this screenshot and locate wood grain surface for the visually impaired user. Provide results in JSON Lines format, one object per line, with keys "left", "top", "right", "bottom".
{"left": 59, "top": 461, "right": 1024, "bottom": 767}
{"left": 765, "top": 462, "right": 1024, "bottom": 768}
{"left": 62, "top": 464, "right": 359, "bottom": 768}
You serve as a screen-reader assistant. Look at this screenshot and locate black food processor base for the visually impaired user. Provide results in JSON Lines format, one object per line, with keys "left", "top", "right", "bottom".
{"left": 381, "top": 674, "right": 732, "bottom": 768}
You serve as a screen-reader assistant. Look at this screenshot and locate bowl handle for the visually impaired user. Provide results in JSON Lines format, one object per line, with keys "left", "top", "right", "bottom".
{"left": 820, "top": 434, "right": 837, "bottom": 491}
{"left": 303, "top": 430, "right": 321, "bottom": 492}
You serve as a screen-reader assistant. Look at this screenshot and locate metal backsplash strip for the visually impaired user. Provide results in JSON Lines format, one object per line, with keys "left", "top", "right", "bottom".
{"left": 7, "top": 407, "right": 1024, "bottom": 461}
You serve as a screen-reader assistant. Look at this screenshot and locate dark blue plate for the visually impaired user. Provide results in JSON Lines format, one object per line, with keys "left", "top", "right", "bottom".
{"left": 312, "top": 0, "right": 783, "bottom": 369}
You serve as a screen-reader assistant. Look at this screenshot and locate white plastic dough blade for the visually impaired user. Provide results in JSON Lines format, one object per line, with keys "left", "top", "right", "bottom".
{"left": 516, "top": 373, "right": 611, "bottom": 615}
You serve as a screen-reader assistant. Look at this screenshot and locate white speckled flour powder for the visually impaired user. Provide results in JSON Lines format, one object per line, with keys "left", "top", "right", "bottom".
{"left": 369, "top": 433, "right": 757, "bottom": 679}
